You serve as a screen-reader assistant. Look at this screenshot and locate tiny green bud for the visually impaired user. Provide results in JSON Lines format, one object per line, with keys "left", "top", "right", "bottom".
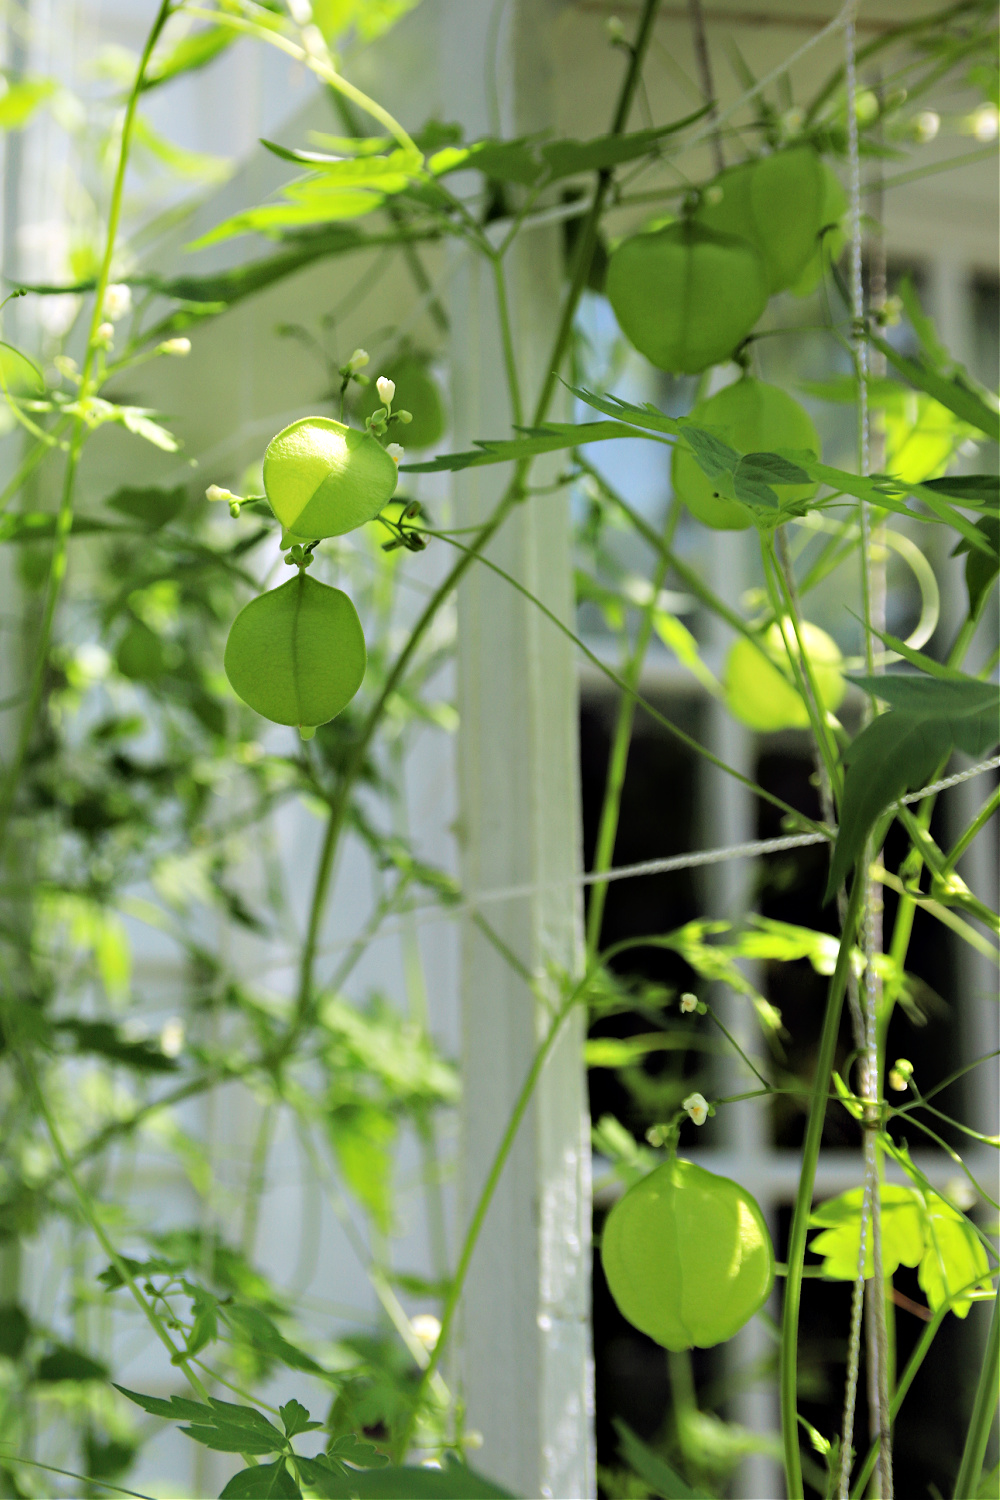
{"left": 229, "top": 500, "right": 241, "bottom": 518}
{"left": 396, "top": 409, "right": 413, "bottom": 424}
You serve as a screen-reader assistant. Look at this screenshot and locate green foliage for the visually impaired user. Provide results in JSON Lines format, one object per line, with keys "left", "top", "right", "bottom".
{"left": 827, "top": 670, "right": 1000, "bottom": 894}
{"left": 692, "top": 146, "right": 826, "bottom": 294}
{"left": 613, "top": 1418, "right": 697, "bottom": 1497}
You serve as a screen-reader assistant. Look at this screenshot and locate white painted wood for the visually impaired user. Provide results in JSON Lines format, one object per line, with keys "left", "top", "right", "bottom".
{"left": 442, "top": 3, "right": 594, "bottom": 1494}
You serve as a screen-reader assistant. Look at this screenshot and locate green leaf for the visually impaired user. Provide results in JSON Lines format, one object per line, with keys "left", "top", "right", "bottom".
{"left": 566, "top": 382, "right": 683, "bottom": 438}
{"left": 952, "top": 514, "right": 1000, "bottom": 616}
{"left": 918, "top": 1198, "right": 993, "bottom": 1317}
{"left": 35, "top": 1343, "right": 108, "bottom": 1382}
{"left": 869, "top": 331, "right": 999, "bottom": 444}
{"left": 115, "top": 1386, "right": 285, "bottom": 1454}
{"left": 922, "top": 474, "right": 999, "bottom": 509}
{"left": 401, "top": 419, "right": 654, "bottom": 473}
{"left": 143, "top": 25, "right": 235, "bottom": 90}
{"left": 56, "top": 1018, "right": 179, "bottom": 1073}
{"left": 328, "top": 1102, "right": 397, "bottom": 1234}
{"left": 280, "top": 1400, "right": 321, "bottom": 1440}
{"left": 221, "top": 1304, "right": 325, "bottom": 1376}
{"left": 296, "top": 1453, "right": 513, "bottom": 1498}
{"left": 0, "top": 512, "right": 128, "bottom": 544}
{"left": 327, "top": 1435, "right": 390, "bottom": 1468}
{"left": 0, "top": 1305, "right": 30, "bottom": 1360}
{"left": 808, "top": 1185, "right": 926, "bottom": 1279}
{"left": 220, "top": 1460, "right": 301, "bottom": 1499}
{"left": 0, "top": 341, "right": 45, "bottom": 394}
{"left": 827, "top": 672, "right": 1000, "bottom": 896}
{"left": 105, "top": 485, "right": 186, "bottom": 529}
{"left": 0, "top": 78, "right": 56, "bottom": 131}
{"left": 539, "top": 110, "right": 710, "bottom": 179}
{"left": 613, "top": 1419, "right": 696, "bottom": 1498}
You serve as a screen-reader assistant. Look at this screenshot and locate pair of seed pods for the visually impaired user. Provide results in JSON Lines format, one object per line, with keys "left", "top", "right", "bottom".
{"left": 225, "top": 418, "right": 398, "bottom": 734}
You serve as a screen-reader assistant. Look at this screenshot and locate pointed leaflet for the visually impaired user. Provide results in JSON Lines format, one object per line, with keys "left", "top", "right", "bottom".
{"left": 279, "top": 1400, "right": 322, "bottom": 1440}
{"left": 293, "top": 1453, "right": 513, "bottom": 1498}
{"left": 400, "top": 420, "right": 661, "bottom": 472}
{"left": 115, "top": 1386, "right": 284, "bottom": 1455}
{"left": 952, "top": 515, "right": 1000, "bottom": 617}
{"left": 827, "top": 672, "right": 1000, "bottom": 896}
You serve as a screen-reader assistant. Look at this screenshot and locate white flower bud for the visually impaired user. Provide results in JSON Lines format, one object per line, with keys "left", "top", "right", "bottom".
{"left": 96, "top": 322, "right": 114, "bottom": 343}
{"left": 347, "top": 347, "right": 370, "bottom": 372}
{"left": 103, "top": 283, "right": 132, "bottom": 322}
{"left": 160, "top": 1018, "right": 184, "bottom": 1057}
{"left": 386, "top": 443, "right": 404, "bottom": 463}
{"left": 376, "top": 375, "right": 395, "bottom": 408}
{"left": 206, "top": 484, "right": 232, "bottom": 502}
{"left": 411, "top": 1314, "right": 440, "bottom": 1349}
{"left": 970, "top": 104, "right": 999, "bottom": 142}
{"left": 605, "top": 15, "right": 626, "bottom": 42}
{"left": 912, "top": 110, "right": 939, "bottom": 143}
{"left": 159, "top": 337, "right": 191, "bottom": 356}
{"left": 679, "top": 992, "right": 698, "bottom": 1014}
{"left": 683, "top": 1092, "right": 709, "bottom": 1126}
{"left": 888, "top": 1058, "right": 913, "bottom": 1092}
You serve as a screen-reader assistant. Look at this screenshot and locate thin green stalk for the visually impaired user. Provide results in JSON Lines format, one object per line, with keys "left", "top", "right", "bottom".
{"left": 490, "top": 255, "right": 524, "bottom": 429}
{"left": 19, "top": 1055, "right": 210, "bottom": 1401}
{"left": 943, "top": 788, "right": 1000, "bottom": 876}
{"left": 285, "top": 0, "right": 664, "bottom": 1033}
{"left": 952, "top": 1284, "right": 1000, "bottom": 1500}
{"left": 850, "top": 1301, "right": 948, "bottom": 1498}
{"left": 0, "top": 0, "right": 173, "bottom": 854}
{"left": 781, "top": 870, "right": 867, "bottom": 1500}
{"left": 586, "top": 505, "right": 679, "bottom": 954}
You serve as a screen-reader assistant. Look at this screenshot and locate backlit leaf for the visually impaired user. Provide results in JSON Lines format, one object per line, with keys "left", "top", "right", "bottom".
{"left": 220, "top": 1460, "right": 301, "bottom": 1498}
{"left": 142, "top": 25, "right": 235, "bottom": 90}
{"left": 918, "top": 1199, "right": 992, "bottom": 1317}
{"left": 36, "top": 1344, "right": 108, "bottom": 1382}
{"left": 296, "top": 1452, "right": 513, "bottom": 1498}
{"left": 809, "top": 1185, "right": 926, "bottom": 1279}
{"left": 952, "top": 514, "right": 1000, "bottom": 616}
{"left": 613, "top": 1419, "right": 696, "bottom": 1498}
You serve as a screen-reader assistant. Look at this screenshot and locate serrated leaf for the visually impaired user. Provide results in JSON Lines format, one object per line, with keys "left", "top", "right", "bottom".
{"left": 918, "top": 1199, "right": 992, "bottom": 1317}
{"left": 613, "top": 1419, "right": 696, "bottom": 1498}
{"left": 827, "top": 672, "right": 1000, "bottom": 896}
{"left": 952, "top": 514, "right": 1000, "bottom": 616}
{"left": 328, "top": 1435, "right": 390, "bottom": 1468}
{"left": 565, "top": 382, "right": 683, "bottom": 437}
{"left": 808, "top": 1185, "right": 926, "bottom": 1279}
{"left": 401, "top": 419, "right": 652, "bottom": 473}
{"left": 116, "top": 1386, "right": 284, "bottom": 1453}
{"left": 280, "top": 1399, "right": 320, "bottom": 1439}
{"left": 222, "top": 1304, "right": 325, "bottom": 1376}
{"left": 119, "top": 406, "right": 180, "bottom": 452}
{"left": 0, "top": 341, "right": 45, "bottom": 394}
{"left": 296, "top": 1452, "right": 513, "bottom": 1498}
{"left": 143, "top": 25, "right": 235, "bottom": 90}
{"left": 539, "top": 108, "right": 709, "bottom": 178}
{"left": 923, "top": 474, "right": 999, "bottom": 509}
{"left": 219, "top": 1460, "right": 301, "bottom": 1498}
{"left": 738, "top": 450, "right": 811, "bottom": 485}
{"left": 870, "top": 332, "right": 999, "bottom": 444}
{"left": 683, "top": 425, "right": 741, "bottom": 481}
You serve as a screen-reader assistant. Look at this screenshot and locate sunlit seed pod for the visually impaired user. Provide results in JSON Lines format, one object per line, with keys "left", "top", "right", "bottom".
{"left": 263, "top": 416, "right": 398, "bottom": 541}
{"left": 673, "top": 377, "right": 821, "bottom": 530}
{"left": 724, "top": 620, "right": 845, "bottom": 733}
{"left": 601, "top": 1158, "right": 775, "bottom": 1351}
{"left": 224, "top": 573, "right": 366, "bottom": 730}
{"left": 606, "top": 220, "right": 768, "bottom": 374}
{"left": 694, "top": 146, "right": 826, "bottom": 295}
{"left": 355, "top": 354, "right": 446, "bottom": 450}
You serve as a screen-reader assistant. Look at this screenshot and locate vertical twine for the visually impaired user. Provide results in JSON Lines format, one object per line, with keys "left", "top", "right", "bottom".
{"left": 839, "top": 15, "right": 893, "bottom": 1500}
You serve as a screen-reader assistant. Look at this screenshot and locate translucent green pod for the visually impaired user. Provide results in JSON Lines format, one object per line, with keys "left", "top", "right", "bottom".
{"left": 263, "top": 417, "right": 397, "bottom": 540}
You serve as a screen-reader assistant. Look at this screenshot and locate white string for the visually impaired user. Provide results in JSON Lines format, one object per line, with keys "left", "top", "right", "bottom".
{"left": 311, "top": 756, "right": 1000, "bottom": 959}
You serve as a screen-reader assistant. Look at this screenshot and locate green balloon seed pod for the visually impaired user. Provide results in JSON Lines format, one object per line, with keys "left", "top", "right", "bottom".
{"left": 673, "top": 377, "right": 821, "bottom": 530}
{"left": 601, "top": 1158, "right": 775, "bottom": 1351}
{"left": 606, "top": 220, "right": 768, "bottom": 374}
{"left": 224, "top": 573, "right": 366, "bottom": 730}
{"left": 263, "top": 416, "right": 398, "bottom": 541}
{"left": 694, "top": 146, "right": 826, "bottom": 295}
{"left": 788, "top": 160, "right": 848, "bottom": 297}
{"left": 725, "top": 620, "right": 845, "bottom": 733}
{"left": 356, "top": 354, "right": 446, "bottom": 450}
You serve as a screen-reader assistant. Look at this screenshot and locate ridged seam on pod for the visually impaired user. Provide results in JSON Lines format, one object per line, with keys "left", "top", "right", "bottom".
{"left": 601, "top": 1158, "right": 775, "bottom": 1351}
{"left": 263, "top": 417, "right": 398, "bottom": 541}
{"left": 694, "top": 146, "right": 826, "bottom": 294}
{"left": 673, "top": 377, "right": 821, "bottom": 530}
{"left": 606, "top": 220, "right": 768, "bottom": 374}
{"left": 224, "top": 572, "right": 366, "bottom": 730}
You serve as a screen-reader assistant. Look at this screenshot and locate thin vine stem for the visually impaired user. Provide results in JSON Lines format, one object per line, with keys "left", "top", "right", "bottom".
{"left": 952, "top": 1283, "right": 1000, "bottom": 1500}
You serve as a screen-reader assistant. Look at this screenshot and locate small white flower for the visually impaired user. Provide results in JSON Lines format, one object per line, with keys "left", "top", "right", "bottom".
{"left": 386, "top": 443, "right": 404, "bottom": 463}
{"left": 679, "top": 992, "right": 698, "bottom": 1014}
{"left": 159, "top": 337, "right": 191, "bottom": 356}
{"left": 912, "top": 110, "right": 940, "bottom": 143}
{"left": 206, "top": 484, "right": 233, "bottom": 503}
{"left": 103, "top": 283, "right": 132, "bottom": 321}
{"left": 347, "top": 347, "right": 370, "bottom": 372}
{"left": 411, "top": 1314, "right": 440, "bottom": 1349}
{"left": 888, "top": 1058, "right": 913, "bottom": 1092}
{"left": 96, "top": 322, "right": 114, "bottom": 343}
{"left": 683, "top": 1092, "right": 709, "bottom": 1126}
{"left": 160, "top": 1018, "right": 184, "bottom": 1058}
{"left": 376, "top": 375, "right": 395, "bottom": 408}
{"left": 970, "top": 103, "right": 999, "bottom": 142}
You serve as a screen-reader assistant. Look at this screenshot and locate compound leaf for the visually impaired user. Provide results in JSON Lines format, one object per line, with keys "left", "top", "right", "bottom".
{"left": 220, "top": 1460, "right": 301, "bottom": 1499}
{"left": 808, "top": 1186, "right": 926, "bottom": 1279}
{"left": 280, "top": 1400, "right": 321, "bottom": 1440}
{"left": 115, "top": 1386, "right": 284, "bottom": 1454}
{"left": 296, "top": 1453, "right": 512, "bottom": 1498}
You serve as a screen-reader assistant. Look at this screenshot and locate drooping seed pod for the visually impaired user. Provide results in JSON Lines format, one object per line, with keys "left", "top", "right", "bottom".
{"left": 694, "top": 145, "right": 826, "bottom": 295}
{"left": 263, "top": 417, "right": 398, "bottom": 540}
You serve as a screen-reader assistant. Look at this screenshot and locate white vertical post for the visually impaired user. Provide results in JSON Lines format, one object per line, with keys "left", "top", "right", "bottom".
{"left": 444, "top": 3, "right": 594, "bottom": 1495}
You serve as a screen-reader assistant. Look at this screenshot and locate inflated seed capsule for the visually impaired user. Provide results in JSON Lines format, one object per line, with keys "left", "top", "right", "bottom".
{"left": 224, "top": 573, "right": 366, "bottom": 730}
{"left": 724, "top": 620, "right": 845, "bottom": 733}
{"left": 601, "top": 1158, "right": 774, "bottom": 1351}
{"left": 263, "top": 416, "right": 398, "bottom": 541}
{"left": 672, "top": 377, "right": 820, "bottom": 530}
{"left": 606, "top": 220, "right": 768, "bottom": 374}
{"left": 693, "top": 145, "right": 826, "bottom": 295}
